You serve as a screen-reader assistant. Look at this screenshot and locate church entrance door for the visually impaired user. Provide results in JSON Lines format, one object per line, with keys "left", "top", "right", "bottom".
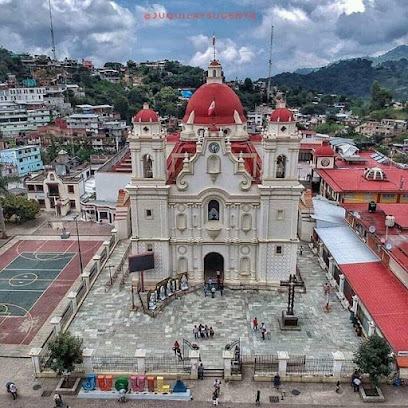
{"left": 204, "top": 252, "right": 224, "bottom": 284}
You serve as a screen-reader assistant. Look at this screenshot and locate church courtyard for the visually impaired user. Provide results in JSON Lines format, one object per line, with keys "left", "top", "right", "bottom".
{"left": 69, "top": 245, "right": 361, "bottom": 367}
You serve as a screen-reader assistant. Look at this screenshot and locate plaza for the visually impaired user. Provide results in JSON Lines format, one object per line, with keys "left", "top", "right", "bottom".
{"left": 69, "top": 245, "right": 361, "bottom": 368}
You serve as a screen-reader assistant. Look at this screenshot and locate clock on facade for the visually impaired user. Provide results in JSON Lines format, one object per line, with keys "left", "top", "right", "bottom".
{"left": 320, "top": 158, "right": 330, "bottom": 167}
{"left": 208, "top": 142, "right": 220, "bottom": 153}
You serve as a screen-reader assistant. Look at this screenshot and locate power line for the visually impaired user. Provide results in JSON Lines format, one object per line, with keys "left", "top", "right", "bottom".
{"left": 266, "top": 25, "right": 274, "bottom": 107}
{"left": 48, "top": 0, "right": 57, "bottom": 61}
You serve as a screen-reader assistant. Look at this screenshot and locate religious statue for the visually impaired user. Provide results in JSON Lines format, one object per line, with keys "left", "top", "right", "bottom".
{"left": 204, "top": 128, "right": 209, "bottom": 138}
{"left": 166, "top": 279, "right": 173, "bottom": 296}
{"left": 181, "top": 274, "right": 188, "bottom": 290}
{"left": 159, "top": 285, "right": 166, "bottom": 300}
{"left": 218, "top": 127, "right": 223, "bottom": 137}
{"left": 209, "top": 207, "right": 219, "bottom": 220}
{"left": 148, "top": 292, "right": 157, "bottom": 310}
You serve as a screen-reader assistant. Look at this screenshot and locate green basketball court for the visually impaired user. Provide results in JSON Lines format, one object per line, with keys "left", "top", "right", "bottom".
{"left": 0, "top": 252, "right": 75, "bottom": 317}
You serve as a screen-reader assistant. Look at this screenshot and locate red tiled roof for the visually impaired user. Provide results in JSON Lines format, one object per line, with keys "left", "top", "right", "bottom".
{"left": 270, "top": 108, "right": 294, "bottom": 122}
{"left": 377, "top": 204, "right": 408, "bottom": 228}
{"left": 300, "top": 142, "right": 322, "bottom": 151}
{"left": 341, "top": 262, "right": 408, "bottom": 354}
{"left": 313, "top": 145, "right": 336, "bottom": 157}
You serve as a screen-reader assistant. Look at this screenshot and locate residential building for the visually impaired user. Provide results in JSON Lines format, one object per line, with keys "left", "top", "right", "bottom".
{"left": 356, "top": 119, "right": 407, "bottom": 138}
{"left": 97, "top": 69, "right": 121, "bottom": 83}
{"left": 0, "top": 145, "right": 43, "bottom": 177}
{"left": 66, "top": 113, "right": 99, "bottom": 133}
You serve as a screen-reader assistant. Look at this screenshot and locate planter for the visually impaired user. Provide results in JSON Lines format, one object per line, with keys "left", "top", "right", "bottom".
{"left": 359, "top": 385, "right": 385, "bottom": 403}
{"left": 55, "top": 377, "right": 81, "bottom": 395}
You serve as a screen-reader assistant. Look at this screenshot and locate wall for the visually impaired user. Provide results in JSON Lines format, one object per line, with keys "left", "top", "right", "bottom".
{"left": 95, "top": 172, "right": 132, "bottom": 202}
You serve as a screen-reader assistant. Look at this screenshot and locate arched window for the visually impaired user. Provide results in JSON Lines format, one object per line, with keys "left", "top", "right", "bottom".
{"left": 143, "top": 154, "right": 153, "bottom": 178}
{"left": 208, "top": 200, "right": 220, "bottom": 221}
{"left": 276, "top": 155, "right": 286, "bottom": 178}
{"left": 213, "top": 70, "right": 216, "bottom": 77}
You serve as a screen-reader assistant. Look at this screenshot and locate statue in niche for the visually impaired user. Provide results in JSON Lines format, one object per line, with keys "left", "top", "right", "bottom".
{"left": 204, "top": 128, "right": 209, "bottom": 138}
{"left": 181, "top": 274, "right": 188, "bottom": 290}
{"left": 148, "top": 292, "right": 157, "bottom": 310}
{"left": 159, "top": 285, "right": 166, "bottom": 300}
{"left": 209, "top": 208, "right": 219, "bottom": 220}
{"left": 166, "top": 279, "right": 173, "bottom": 296}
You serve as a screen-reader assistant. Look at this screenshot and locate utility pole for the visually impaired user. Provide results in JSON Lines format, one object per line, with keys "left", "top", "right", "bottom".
{"left": 266, "top": 25, "right": 274, "bottom": 107}
{"left": 48, "top": 0, "right": 57, "bottom": 61}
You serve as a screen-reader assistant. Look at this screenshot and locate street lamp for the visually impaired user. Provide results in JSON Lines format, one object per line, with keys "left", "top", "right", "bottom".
{"left": 61, "top": 214, "right": 83, "bottom": 274}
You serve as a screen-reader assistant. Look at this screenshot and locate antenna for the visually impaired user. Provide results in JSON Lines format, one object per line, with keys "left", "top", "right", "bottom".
{"left": 212, "top": 33, "right": 216, "bottom": 61}
{"left": 48, "top": 0, "right": 57, "bottom": 61}
{"left": 266, "top": 25, "right": 274, "bottom": 107}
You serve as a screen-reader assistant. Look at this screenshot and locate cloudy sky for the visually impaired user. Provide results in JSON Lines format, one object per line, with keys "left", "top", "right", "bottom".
{"left": 0, "top": 0, "right": 407, "bottom": 79}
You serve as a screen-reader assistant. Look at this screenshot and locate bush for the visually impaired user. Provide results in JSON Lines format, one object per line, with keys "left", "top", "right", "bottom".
{"left": 353, "top": 334, "right": 393, "bottom": 387}
{"left": 48, "top": 331, "right": 83, "bottom": 375}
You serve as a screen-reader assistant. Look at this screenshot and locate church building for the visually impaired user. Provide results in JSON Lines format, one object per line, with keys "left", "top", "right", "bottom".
{"left": 127, "top": 58, "right": 303, "bottom": 288}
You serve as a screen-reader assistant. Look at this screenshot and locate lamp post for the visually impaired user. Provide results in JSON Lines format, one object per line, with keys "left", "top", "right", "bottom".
{"left": 61, "top": 214, "right": 83, "bottom": 274}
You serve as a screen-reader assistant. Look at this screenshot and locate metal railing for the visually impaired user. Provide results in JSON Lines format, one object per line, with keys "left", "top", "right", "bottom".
{"left": 60, "top": 302, "right": 73, "bottom": 331}
{"left": 144, "top": 354, "right": 191, "bottom": 374}
{"left": 92, "top": 356, "right": 138, "bottom": 372}
{"left": 254, "top": 355, "right": 279, "bottom": 375}
{"left": 341, "top": 359, "right": 357, "bottom": 377}
{"left": 286, "top": 356, "right": 333, "bottom": 376}
{"left": 76, "top": 281, "right": 87, "bottom": 304}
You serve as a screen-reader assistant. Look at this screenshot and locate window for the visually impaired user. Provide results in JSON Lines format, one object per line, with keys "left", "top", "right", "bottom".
{"left": 276, "top": 155, "right": 286, "bottom": 178}
{"left": 99, "top": 211, "right": 108, "bottom": 219}
{"left": 69, "top": 200, "right": 76, "bottom": 209}
{"left": 37, "top": 185, "right": 44, "bottom": 192}
{"left": 145, "top": 209, "right": 153, "bottom": 219}
{"left": 208, "top": 200, "right": 220, "bottom": 221}
{"left": 276, "top": 210, "right": 285, "bottom": 220}
{"left": 142, "top": 154, "right": 153, "bottom": 178}
{"left": 38, "top": 199, "right": 45, "bottom": 208}
{"left": 146, "top": 244, "right": 153, "bottom": 252}
{"left": 213, "top": 69, "right": 216, "bottom": 77}
{"left": 27, "top": 185, "right": 35, "bottom": 192}
{"left": 68, "top": 185, "right": 74, "bottom": 193}
{"left": 276, "top": 246, "right": 282, "bottom": 254}
{"left": 382, "top": 194, "right": 395, "bottom": 199}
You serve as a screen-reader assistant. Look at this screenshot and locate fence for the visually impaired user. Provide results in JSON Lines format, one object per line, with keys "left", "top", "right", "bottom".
{"left": 100, "top": 247, "right": 107, "bottom": 264}
{"left": 59, "top": 302, "right": 74, "bottom": 330}
{"left": 341, "top": 359, "right": 356, "bottom": 377}
{"left": 92, "top": 356, "right": 139, "bottom": 372}
{"left": 76, "top": 281, "right": 87, "bottom": 304}
{"left": 286, "top": 356, "right": 334, "bottom": 376}
{"left": 254, "top": 355, "right": 279, "bottom": 375}
{"left": 144, "top": 355, "right": 191, "bottom": 374}
{"left": 38, "top": 331, "right": 55, "bottom": 371}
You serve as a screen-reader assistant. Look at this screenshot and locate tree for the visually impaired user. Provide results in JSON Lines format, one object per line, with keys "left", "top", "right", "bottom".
{"left": 243, "top": 78, "right": 253, "bottom": 92}
{"left": 353, "top": 334, "right": 393, "bottom": 387}
{"left": 0, "top": 169, "right": 20, "bottom": 238}
{"left": 48, "top": 331, "right": 83, "bottom": 379}
{"left": 114, "top": 95, "right": 129, "bottom": 121}
{"left": 371, "top": 81, "right": 393, "bottom": 111}
{"left": 1, "top": 195, "right": 40, "bottom": 223}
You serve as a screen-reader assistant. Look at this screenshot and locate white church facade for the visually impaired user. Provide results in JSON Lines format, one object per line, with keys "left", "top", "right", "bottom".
{"left": 127, "top": 59, "right": 303, "bottom": 289}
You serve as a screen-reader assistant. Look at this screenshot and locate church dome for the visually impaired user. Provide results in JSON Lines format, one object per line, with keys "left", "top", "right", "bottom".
{"left": 270, "top": 108, "right": 294, "bottom": 122}
{"left": 182, "top": 83, "right": 247, "bottom": 125}
{"left": 133, "top": 102, "right": 159, "bottom": 123}
{"left": 313, "top": 143, "right": 336, "bottom": 157}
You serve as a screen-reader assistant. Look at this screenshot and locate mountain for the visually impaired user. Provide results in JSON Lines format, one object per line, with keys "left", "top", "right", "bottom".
{"left": 293, "top": 67, "right": 320, "bottom": 75}
{"left": 371, "top": 45, "right": 408, "bottom": 66}
{"left": 273, "top": 58, "right": 408, "bottom": 100}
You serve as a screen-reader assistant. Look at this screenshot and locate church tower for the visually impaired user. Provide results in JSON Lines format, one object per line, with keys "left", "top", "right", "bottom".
{"left": 257, "top": 93, "right": 304, "bottom": 284}
{"left": 127, "top": 103, "right": 170, "bottom": 284}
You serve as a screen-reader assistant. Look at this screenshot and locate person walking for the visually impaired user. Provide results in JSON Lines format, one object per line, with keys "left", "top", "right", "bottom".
{"left": 253, "top": 317, "right": 258, "bottom": 331}
{"left": 200, "top": 325, "right": 205, "bottom": 339}
{"left": 211, "top": 286, "right": 216, "bottom": 298}
{"left": 198, "top": 363, "right": 204, "bottom": 380}
{"left": 54, "top": 393, "right": 63, "bottom": 407}
{"left": 220, "top": 283, "right": 224, "bottom": 296}
{"left": 299, "top": 245, "right": 303, "bottom": 256}
{"left": 172, "top": 340, "right": 180, "bottom": 355}
{"left": 353, "top": 376, "right": 361, "bottom": 392}
{"left": 193, "top": 325, "right": 199, "bottom": 339}
{"left": 205, "top": 325, "right": 209, "bottom": 338}
{"left": 335, "top": 381, "right": 341, "bottom": 393}
{"left": 212, "top": 389, "right": 219, "bottom": 406}
{"left": 255, "top": 390, "right": 261, "bottom": 405}
{"left": 261, "top": 323, "right": 266, "bottom": 340}
{"left": 208, "top": 277, "right": 213, "bottom": 287}
{"left": 209, "top": 327, "right": 214, "bottom": 338}
{"left": 176, "top": 348, "right": 183, "bottom": 361}
{"left": 351, "top": 370, "right": 358, "bottom": 387}
{"left": 7, "top": 383, "right": 17, "bottom": 400}
{"left": 203, "top": 284, "right": 208, "bottom": 297}
{"left": 216, "top": 276, "right": 221, "bottom": 290}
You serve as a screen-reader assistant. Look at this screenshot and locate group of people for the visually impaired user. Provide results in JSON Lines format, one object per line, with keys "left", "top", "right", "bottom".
{"left": 193, "top": 324, "right": 215, "bottom": 339}
{"left": 252, "top": 317, "right": 268, "bottom": 340}
{"left": 212, "top": 379, "right": 221, "bottom": 405}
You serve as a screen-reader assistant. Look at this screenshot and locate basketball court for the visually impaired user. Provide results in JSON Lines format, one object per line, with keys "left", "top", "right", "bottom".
{"left": 0, "top": 238, "right": 103, "bottom": 345}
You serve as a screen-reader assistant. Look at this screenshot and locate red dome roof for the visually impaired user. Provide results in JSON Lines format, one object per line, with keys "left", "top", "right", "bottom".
{"left": 133, "top": 104, "right": 159, "bottom": 123}
{"left": 270, "top": 108, "right": 294, "bottom": 122}
{"left": 313, "top": 144, "right": 336, "bottom": 157}
{"left": 182, "top": 83, "right": 246, "bottom": 125}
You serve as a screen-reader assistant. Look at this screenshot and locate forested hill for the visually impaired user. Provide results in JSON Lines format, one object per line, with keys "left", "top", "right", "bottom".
{"left": 272, "top": 58, "right": 408, "bottom": 100}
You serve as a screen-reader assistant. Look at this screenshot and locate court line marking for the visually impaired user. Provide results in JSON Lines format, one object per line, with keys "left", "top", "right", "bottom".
{"left": 0, "top": 302, "right": 34, "bottom": 346}
{"left": 17, "top": 252, "right": 77, "bottom": 262}
{"left": 2, "top": 268, "right": 62, "bottom": 271}
{"left": 8, "top": 272, "right": 38, "bottom": 287}
{"left": 34, "top": 240, "right": 48, "bottom": 254}
{"left": 0, "top": 289, "right": 45, "bottom": 292}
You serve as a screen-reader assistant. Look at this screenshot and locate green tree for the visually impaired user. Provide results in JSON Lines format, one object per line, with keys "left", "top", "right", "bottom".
{"left": 371, "top": 81, "right": 393, "bottom": 111}
{"left": 1, "top": 195, "right": 40, "bottom": 223}
{"left": 354, "top": 334, "right": 393, "bottom": 387}
{"left": 114, "top": 95, "right": 129, "bottom": 121}
{"left": 48, "top": 331, "right": 83, "bottom": 377}
{"left": 243, "top": 78, "right": 253, "bottom": 92}
{"left": 0, "top": 169, "right": 20, "bottom": 238}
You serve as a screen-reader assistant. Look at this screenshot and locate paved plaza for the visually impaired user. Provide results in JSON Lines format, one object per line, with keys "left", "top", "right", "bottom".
{"left": 69, "top": 245, "right": 361, "bottom": 367}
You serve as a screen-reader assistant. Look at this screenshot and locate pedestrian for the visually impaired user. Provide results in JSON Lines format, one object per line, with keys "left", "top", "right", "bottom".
{"left": 54, "top": 393, "right": 63, "bottom": 407}
{"left": 261, "top": 323, "right": 266, "bottom": 340}
{"left": 118, "top": 387, "right": 127, "bottom": 403}
{"left": 208, "top": 277, "right": 213, "bottom": 287}
{"left": 203, "top": 284, "right": 208, "bottom": 297}
{"left": 253, "top": 317, "right": 258, "bottom": 331}
{"left": 274, "top": 374, "right": 280, "bottom": 389}
{"left": 255, "top": 389, "right": 261, "bottom": 405}
{"left": 205, "top": 325, "right": 209, "bottom": 338}
{"left": 193, "top": 325, "right": 199, "bottom": 339}
{"left": 198, "top": 363, "right": 204, "bottom": 380}
{"left": 212, "top": 389, "right": 219, "bottom": 406}
{"left": 324, "top": 283, "right": 331, "bottom": 295}
{"left": 351, "top": 370, "right": 358, "bottom": 387}
{"left": 211, "top": 286, "right": 216, "bottom": 298}
{"left": 200, "top": 325, "right": 205, "bottom": 338}
{"left": 176, "top": 347, "right": 183, "bottom": 361}
{"left": 353, "top": 376, "right": 361, "bottom": 392}
{"left": 299, "top": 245, "right": 303, "bottom": 256}
{"left": 172, "top": 340, "right": 180, "bottom": 355}
{"left": 336, "top": 380, "right": 341, "bottom": 393}
{"left": 8, "top": 383, "right": 17, "bottom": 400}
{"left": 220, "top": 283, "right": 224, "bottom": 296}
{"left": 210, "top": 327, "right": 214, "bottom": 338}
{"left": 216, "top": 276, "right": 221, "bottom": 290}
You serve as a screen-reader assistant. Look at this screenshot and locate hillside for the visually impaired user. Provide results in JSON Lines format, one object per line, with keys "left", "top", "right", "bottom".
{"left": 371, "top": 45, "right": 408, "bottom": 66}
{"left": 272, "top": 58, "right": 408, "bottom": 100}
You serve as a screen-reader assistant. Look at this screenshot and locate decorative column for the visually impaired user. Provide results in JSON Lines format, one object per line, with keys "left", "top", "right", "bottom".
{"left": 277, "top": 351, "right": 289, "bottom": 377}
{"left": 223, "top": 349, "right": 233, "bottom": 379}
{"left": 339, "top": 274, "right": 345, "bottom": 297}
{"left": 82, "top": 271, "right": 90, "bottom": 291}
{"left": 92, "top": 254, "right": 101, "bottom": 274}
{"left": 50, "top": 316, "right": 62, "bottom": 334}
{"left": 189, "top": 350, "right": 200, "bottom": 380}
{"left": 352, "top": 295, "right": 359, "bottom": 314}
{"left": 368, "top": 321, "right": 376, "bottom": 336}
{"left": 135, "top": 349, "right": 146, "bottom": 375}
{"left": 67, "top": 291, "right": 78, "bottom": 313}
{"left": 332, "top": 351, "right": 345, "bottom": 378}
{"left": 29, "top": 348, "right": 42, "bottom": 377}
{"left": 328, "top": 257, "right": 334, "bottom": 278}
{"left": 111, "top": 228, "right": 118, "bottom": 247}
{"left": 82, "top": 348, "right": 94, "bottom": 375}
{"left": 103, "top": 240, "right": 110, "bottom": 260}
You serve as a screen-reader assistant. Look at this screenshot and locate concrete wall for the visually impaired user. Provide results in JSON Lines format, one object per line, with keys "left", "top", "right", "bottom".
{"left": 95, "top": 172, "right": 131, "bottom": 202}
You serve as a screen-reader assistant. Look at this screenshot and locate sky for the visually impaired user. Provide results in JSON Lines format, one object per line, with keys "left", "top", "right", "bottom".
{"left": 0, "top": 0, "right": 407, "bottom": 80}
